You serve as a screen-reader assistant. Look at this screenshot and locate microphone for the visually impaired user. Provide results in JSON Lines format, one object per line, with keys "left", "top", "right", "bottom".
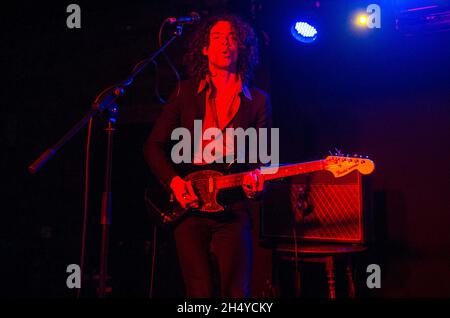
{"left": 166, "top": 12, "right": 201, "bottom": 24}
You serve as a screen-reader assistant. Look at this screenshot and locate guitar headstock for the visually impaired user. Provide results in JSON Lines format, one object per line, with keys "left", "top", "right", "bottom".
{"left": 324, "top": 155, "right": 375, "bottom": 178}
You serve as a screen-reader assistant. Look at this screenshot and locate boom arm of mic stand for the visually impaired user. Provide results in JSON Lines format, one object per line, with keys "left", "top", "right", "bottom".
{"left": 28, "top": 31, "right": 181, "bottom": 174}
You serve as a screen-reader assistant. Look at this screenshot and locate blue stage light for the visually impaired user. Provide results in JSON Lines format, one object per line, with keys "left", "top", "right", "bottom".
{"left": 291, "top": 21, "right": 318, "bottom": 43}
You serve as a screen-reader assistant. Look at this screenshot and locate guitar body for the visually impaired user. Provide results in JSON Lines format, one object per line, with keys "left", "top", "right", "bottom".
{"left": 145, "top": 164, "right": 245, "bottom": 226}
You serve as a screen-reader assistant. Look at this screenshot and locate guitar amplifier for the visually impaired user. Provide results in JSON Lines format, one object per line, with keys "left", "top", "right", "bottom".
{"left": 260, "top": 170, "right": 372, "bottom": 243}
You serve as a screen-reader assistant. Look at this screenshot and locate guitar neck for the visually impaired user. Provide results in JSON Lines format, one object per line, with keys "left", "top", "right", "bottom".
{"left": 215, "top": 160, "right": 325, "bottom": 190}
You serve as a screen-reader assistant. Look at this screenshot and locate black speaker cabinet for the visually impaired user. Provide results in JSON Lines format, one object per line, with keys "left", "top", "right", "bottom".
{"left": 261, "top": 170, "right": 373, "bottom": 244}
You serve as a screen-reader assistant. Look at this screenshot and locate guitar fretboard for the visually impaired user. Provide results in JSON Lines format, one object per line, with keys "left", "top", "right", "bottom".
{"left": 215, "top": 160, "right": 325, "bottom": 190}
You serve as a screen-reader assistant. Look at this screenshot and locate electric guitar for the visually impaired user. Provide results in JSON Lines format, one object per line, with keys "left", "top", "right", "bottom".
{"left": 144, "top": 155, "right": 375, "bottom": 225}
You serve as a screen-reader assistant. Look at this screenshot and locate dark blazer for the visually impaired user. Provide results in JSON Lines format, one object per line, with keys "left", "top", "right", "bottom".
{"left": 143, "top": 79, "right": 272, "bottom": 188}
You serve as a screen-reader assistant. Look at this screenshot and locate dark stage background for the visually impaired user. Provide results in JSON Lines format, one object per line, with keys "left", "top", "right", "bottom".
{"left": 2, "top": 0, "right": 450, "bottom": 297}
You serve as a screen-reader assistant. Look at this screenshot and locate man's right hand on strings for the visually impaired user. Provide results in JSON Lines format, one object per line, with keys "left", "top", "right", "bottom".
{"left": 170, "top": 176, "right": 199, "bottom": 209}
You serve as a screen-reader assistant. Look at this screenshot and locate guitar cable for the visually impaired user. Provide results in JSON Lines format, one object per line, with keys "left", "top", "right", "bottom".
{"left": 144, "top": 190, "right": 165, "bottom": 298}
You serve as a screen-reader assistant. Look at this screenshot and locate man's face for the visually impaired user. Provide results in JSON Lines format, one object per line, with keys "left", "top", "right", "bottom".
{"left": 203, "top": 21, "right": 239, "bottom": 73}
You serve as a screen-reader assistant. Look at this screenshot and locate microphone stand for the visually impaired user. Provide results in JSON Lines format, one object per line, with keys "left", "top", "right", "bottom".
{"left": 28, "top": 24, "right": 185, "bottom": 298}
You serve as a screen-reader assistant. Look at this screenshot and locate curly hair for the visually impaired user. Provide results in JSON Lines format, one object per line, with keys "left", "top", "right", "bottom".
{"left": 183, "top": 13, "right": 259, "bottom": 85}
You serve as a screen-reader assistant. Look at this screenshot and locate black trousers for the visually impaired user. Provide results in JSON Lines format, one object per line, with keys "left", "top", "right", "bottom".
{"left": 173, "top": 205, "right": 253, "bottom": 298}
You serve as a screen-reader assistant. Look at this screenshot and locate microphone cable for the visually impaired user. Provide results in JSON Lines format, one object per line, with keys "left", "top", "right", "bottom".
{"left": 155, "top": 19, "right": 182, "bottom": 104}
